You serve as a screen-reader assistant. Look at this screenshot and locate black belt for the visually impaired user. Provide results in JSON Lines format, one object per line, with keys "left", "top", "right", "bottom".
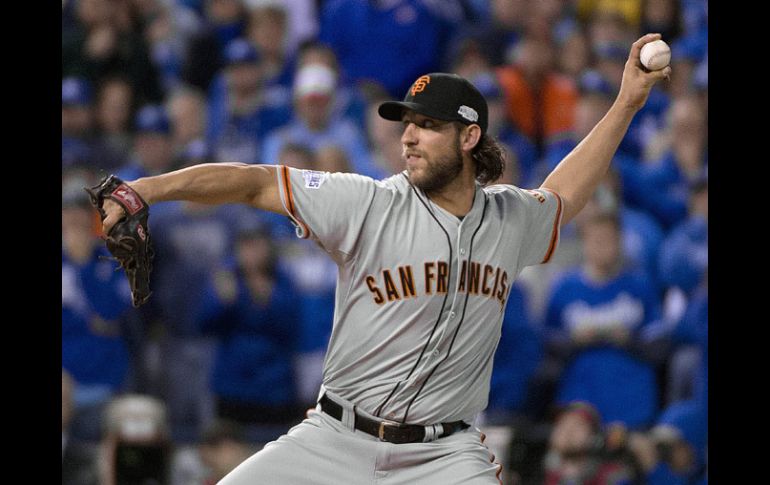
{"left": 318, "top": 394, "right": 469, "bottom": 444}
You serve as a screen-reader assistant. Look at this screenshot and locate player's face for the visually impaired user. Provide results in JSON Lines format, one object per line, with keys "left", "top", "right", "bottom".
{"left": 400, "top": 111, "right": 463, "bottom": 193}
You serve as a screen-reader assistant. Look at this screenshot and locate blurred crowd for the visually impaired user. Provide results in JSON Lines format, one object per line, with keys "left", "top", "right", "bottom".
{"left": 61, "top": 0, "right": 708, "bottom": 484}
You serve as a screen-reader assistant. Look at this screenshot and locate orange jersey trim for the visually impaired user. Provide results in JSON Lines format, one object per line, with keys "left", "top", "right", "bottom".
{"left": 280, "top": 165, "right": 310, "bottom": 239}
{"left": 539, "top": 188, "right": 563, "bottom": 264}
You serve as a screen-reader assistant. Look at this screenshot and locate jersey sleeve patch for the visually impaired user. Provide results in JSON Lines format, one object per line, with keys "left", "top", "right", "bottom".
{"left": 302, "top": 170, "right": 329, "bottom": 189}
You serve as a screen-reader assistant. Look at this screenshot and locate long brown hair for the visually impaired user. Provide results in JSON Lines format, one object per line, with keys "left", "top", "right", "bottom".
{"left": 471, "top": 133, "right": 506, "bottom": 185}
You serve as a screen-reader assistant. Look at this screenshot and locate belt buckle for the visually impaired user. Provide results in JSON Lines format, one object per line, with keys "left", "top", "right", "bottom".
{"left": 378, "top": 420, "right": 400, "bottom": 441}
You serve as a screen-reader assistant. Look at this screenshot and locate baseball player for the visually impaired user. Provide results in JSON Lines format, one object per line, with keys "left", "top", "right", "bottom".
{"left": 101, "top": 34, "right": 670, "bottom": 484}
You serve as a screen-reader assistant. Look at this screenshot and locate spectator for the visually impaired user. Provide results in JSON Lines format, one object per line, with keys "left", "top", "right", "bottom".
{"left": 62, "top": 76, "right": 97, "bottom": 169}
{"left": 592, "top": 167, "right": 667, "bottom": 285}
{"left": 540, "top": 69, "right": 615, "bottom": 172}
{"left": 364, "top": 89, "right": 408, "bottom": 175}
{"left": 318, "top": 0, "right": 463, "bottom": 98}
{"left": 135, "top": 0, "right": 205, "bottom": 94}
{"left": 62, "top": 369, "right": 99, "bottom": 485}
{"left": 543, "top": 401, "right": 633, "bottom": 484}
{"left": 448, "top": 0, "right": 530, "bottom": 68}
{"left": 640, "top": 0, "right": 682, "bottom": 42}
{"left": 198, "top": 419, "right": 256, "bottom": 484}
{"left": 667, "top": 34, "right": 708, "bottom": 98}
{"left": 62, "top": 185, "right": 133, "bottom": 441}
{"left": 544, "top": 210, "right": 663, "bottom": 429}
{"left": 98, "top": 394, "right": 173, "bottom": 485}
{"left": 94, "top": 76, "right": 135, "bottom": 165}
{"left": 664, "top": 275, "right": 708, "bottom": 407}
{"left": 680, "top": 0, "right": 708, "bottom": 38}
{"left": 315, "top": 145, "right": 353, "bottom": 174}
{"left": 206, "top": 38, "right": 293, "bottom": 165}
{"left": 658, "top": 176, "right": 708, "bottom": 296}
{"left": 62, "top": 77, "right": 126, "bottom": 171}
{"left": 294, "top": 40, "right": 372, "bottom": 125}
{"left": 486, "top": 282, "right": 543, "bottom": 423}
{"left": 244, "top": 0, "right": 319, "bottom": 59}
{"left": 496, "top": 32, "right": 578, "bottom": 155}
{"left": 178, "top": 138, "right": 214, "bottom": 169}
{"left": 627, "top": 399, "right": 707, "bottom": 485}
{"left": 591, "top": 40, "right": 629, "bottom": 100}
{"left": 584, "top": 8, "right": 640, "bottom": 47}
{"left": 142, "top": 198, "right": 266, "bottom": 441}
{"left": 555, "top": 25, "right": 592, "bottom": 79}
{"left": 181, "top": 0, "right": 248, "bottom": 92}
{"left": 197, "top": 228, "right": 304, "bottom": 426}
{"left": 275, "top": 142, "right": 315, "bottom": 170}
{"left": 167, "top": 85, "right": 209, "bottom": 157}
{"left": 116, "top": 104, "right": 177, "bottom": 181}
{"left": 244, "top": 1, "right": 294, "bottom": 87}
{"left": 619, "top": 94, "right": 707, "bottom": 230}
{"left": 261, "top": 61, "right": 385, "bottom": 178}
{"left": 62, "top": 0, "right": 162, "bottom": 104}
{"left": 449, "top": 34, "right": 497, "bottom": 82}
{"left": 659, "top": 200, "right": 708, "bottom": 408}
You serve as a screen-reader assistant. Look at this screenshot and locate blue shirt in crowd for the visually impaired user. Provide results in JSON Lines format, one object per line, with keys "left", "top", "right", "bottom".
{"left": 147, "top": 203, "right": 269, "bottom": 336}
{"left": 617, "top": 150, "right": 705, "bottom": 230}
{"left": 621, "top": 206, "right": 665, "bottom": 284}
{"left": 319, "top": 0, "right": 462, "bottom": 97}
{"left": 206, "top": 78, "right": 294, "bottom": 165}
{"left": 62, "top": 246, "right": 133, "bottom": 390}
{"left": 488, "top": 283, "right": 543, "bottom": 415}
{"left": 198, "top": 268, "right": 301, "bottom": 406}
{"left": 673, "top": 284, "right": 708, "bottom": 412}
{"left": 658, "top": 215, "right": 708, "bottom": 294}
{"left": 545, "top": 268, "right": 662, "bottom": 429}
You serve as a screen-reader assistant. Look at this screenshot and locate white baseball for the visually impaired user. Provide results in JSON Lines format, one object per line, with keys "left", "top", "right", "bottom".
{"left": 640, "top": 39, "right": 671, "bottom": 71}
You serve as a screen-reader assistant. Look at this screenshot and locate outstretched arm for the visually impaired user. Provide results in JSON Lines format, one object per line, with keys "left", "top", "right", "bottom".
{"left": 540, "top": 33, "right": 671, "bottom": 225}
{"left": 101, "top": 162, "right": 286, "bottom": 233}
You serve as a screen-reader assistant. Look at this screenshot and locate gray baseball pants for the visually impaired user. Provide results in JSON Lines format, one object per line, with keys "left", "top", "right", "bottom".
{"left": 218, "top": 392, "right": 503, "bottom": 484}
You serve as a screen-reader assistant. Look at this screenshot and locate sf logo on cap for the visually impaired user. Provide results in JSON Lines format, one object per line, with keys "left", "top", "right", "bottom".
{"left": 411, "top": 75, "right": 431, "bottom": 96}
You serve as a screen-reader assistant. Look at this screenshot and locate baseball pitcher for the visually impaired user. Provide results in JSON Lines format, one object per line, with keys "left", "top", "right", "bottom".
{"left": 95, "top": 34, "right": 670, "bottom": 484}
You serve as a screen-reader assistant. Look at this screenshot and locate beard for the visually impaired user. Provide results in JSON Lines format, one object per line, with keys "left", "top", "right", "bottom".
{"left": 407, "top": 136, "right": 464, "bottom": 193}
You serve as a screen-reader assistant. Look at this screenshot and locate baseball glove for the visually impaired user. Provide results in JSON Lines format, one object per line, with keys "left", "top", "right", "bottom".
{"left": 85, "top": 175, "right": 154, "bottom": 307}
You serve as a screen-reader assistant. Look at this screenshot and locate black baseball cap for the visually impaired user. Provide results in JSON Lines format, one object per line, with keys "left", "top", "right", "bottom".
{"left": 378, "top": 73, "right": 489, "bottom": 134}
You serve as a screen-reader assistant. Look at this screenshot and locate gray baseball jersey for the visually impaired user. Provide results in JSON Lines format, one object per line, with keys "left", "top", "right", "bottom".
{"left": 275, "top": 165, "right": 562, "bottom": 426}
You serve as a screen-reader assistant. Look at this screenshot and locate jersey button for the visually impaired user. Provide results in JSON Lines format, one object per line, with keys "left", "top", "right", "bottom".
{"left": 433, "top": 349, "right": 440, "bottom": 356}
{"left": 449, "top": 311, "right": 456, "bottom": 318}
{"left": 460, "top": 248, "right": 466, "bottom": 255}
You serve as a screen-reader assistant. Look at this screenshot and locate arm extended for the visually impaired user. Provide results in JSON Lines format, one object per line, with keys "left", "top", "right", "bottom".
{"left": 102, "top": 162, "right": 286, "bottom": 234}
{"left": 541, "top": 33, "right": 671, "bottom": 225}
